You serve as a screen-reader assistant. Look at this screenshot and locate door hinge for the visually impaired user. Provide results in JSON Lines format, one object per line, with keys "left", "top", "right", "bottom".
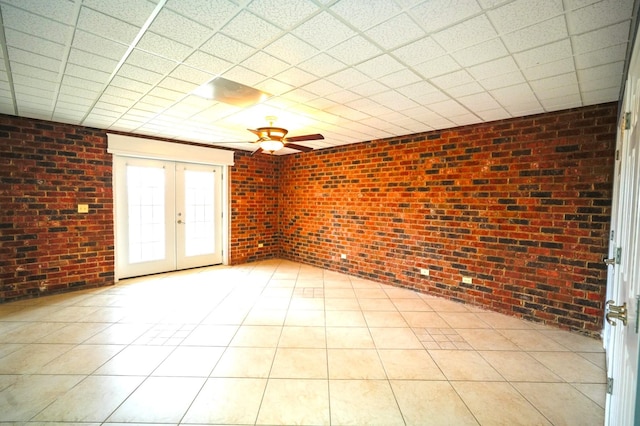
{"left": 615, "top": 247, "right": 622, "bottom": 264}
{"left": 623, "top": 112, "right": 631, "bottom": 130}
{"left": 616, "top": 149, "right": 620, "bottom": 160}
{"left": 610, "top": 230, "right": 614, "bottom": 241}
{"left": 607, "top": 377, "right": 614, "bottom": 394}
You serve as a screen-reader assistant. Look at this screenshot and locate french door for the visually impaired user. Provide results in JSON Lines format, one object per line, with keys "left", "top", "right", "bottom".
{"left": 603, "top": 36, "right": 640, "bottom": 423}
{"left": 115, "top": 157, "right": 223, "bottom": 279}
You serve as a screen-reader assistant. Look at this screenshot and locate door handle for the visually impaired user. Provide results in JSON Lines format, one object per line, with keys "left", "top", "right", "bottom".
{"left": 603, "top": 257, "right": 616, "bottom": 266}
{"left": 606, "top": 300, "right": 628, "bottom": 326}
{"left": 177, "top": 220, "right": 183, "bottom": 224}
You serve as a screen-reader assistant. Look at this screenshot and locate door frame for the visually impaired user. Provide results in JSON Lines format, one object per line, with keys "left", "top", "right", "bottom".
{"left": 107, "top": 134, "right": 234, "bottom": 281}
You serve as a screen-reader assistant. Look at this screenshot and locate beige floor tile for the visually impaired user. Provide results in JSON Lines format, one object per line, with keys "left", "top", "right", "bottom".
{"left": 229, "top": 325, "right": 282, "bottom": 347}
{"left": 270, "top": 347, "right": 328, "bottom": 378}
{"left": 514, "top": 382, "right": 605, "bottom": 425}
{"left": 0, "top": 343, "right": 74, "bottom": 374}
{"left": 579, "top": 351, "right": 606, "bottom": 367}
{"left": 107, "top": 377, "right": 204, "bottom": 423}
{"left": 182, "top": 378, "right": 267, "bottom": 424}
{"left": 36, "top": 322, "right": 110, "bottom": 344}
{"left": 391, "top": 380, "right": 478, "bottom": 425}
{"left": 325, "top": 310, "right": 367, "bottom": 327}
{"left": 211, "top": 346, "right": 276, "bottom": 378}
{"left": 439, "top": 312, "right": 491, "bottom": 329}
{"left": 499, "top": 329, "right": 570, "bottom": 351}
{"left": 44, "top": 306, "right": 100, "bottom": 322}
{"left": 202, "top": 307, "right": 249, "bottom": 325}
{"left": 392, "top": 298, "right": 433, "bottom": 311}
{"left": 326, "top": 326, "right": 375, "bottom": 348}
{"left": 402, "top": 311, "right": 449, "bottom": 328}
{"left": 152, "top": 346, "right": 224, "bottom": 377}
{"left": 328, "top": 348, "right": 386, "bottom": 379}
{"left": 289, "top": 297, "right": 325, "bottom": 310}
{"left": 243, "top": 308, "right": 287, "bottom": 325}
{"left": 324, "top": 288, "right": 357, "bottom": 298}
{"left": 429, "top": 350, "right": 503, "bottom": 381}
{"left": 573, "top": 383, "right": 607, "bottom": 408}
{"left": 324, "top": 297, "right": 361, "bottom": 310}
{"left": 475, "top": 312, "right": 533, "bottom": 329}
{"left": 378, "top": 349, "right": 446, "bottom": 380}
{"left": 279, "top": 326, "right": 326, "bottom": 348}
{"left": 530, "top": 351, "right": 606, "bottom": 383}
{"left": 355, "top": 288, "right": 389, "bottom": 298}
{"left": 538, "top": 329, "right": 605, "bottom": 352}
{"left": 369, "top": 327, "right": 424, "bottom": 349}
{"left": 257, "top": 379, "right": 330, "bottom": 425}
{"left": 0, "top": 321, "right": 69, "bottom": 343}
{"left": 385, "top": 287, "right": 422, "bottom": 298}
{"left": 0, "top": 374, "right": 85, "bottom": 422}
{"left": 181, "top": 324, "right": 239, "bottom": 346}
{"left": 452, "top": 381, "right": 552, "bottom": 425}
{"left": 456, "top": 328, "right": 520, "bottom": 351}
{"left": 38, "top": 344, "right": 124, "bottom": 375}
{"left": 425, "top": 298, "right": 470, "bottom": 312}
{"left": 329, "top": 379, "right": 404, "bottom": 425}
{"left": 94, "top": 345, "right": 173, "bottom": 376}
{"left": 32, "top": 375, "right": 143, "bottom": 423}
{"left": 284, "top": 309, "right": 325, "bottom": 326}
{"left": 364, "top": 310, "right": 408, "bottom": 327}
{"left": 84, "top": 323, "right": 152, "bottom": 345}
{"left": 358, "top": 298, "right": 398, "bottom": 311}
{"left": 479, "top": 351, "right": 562, "bottom": 382}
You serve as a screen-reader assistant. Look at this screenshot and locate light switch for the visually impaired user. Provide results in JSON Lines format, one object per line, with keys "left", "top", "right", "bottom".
{"left": 78, "top": 204, "right": 89, "bottom": 213}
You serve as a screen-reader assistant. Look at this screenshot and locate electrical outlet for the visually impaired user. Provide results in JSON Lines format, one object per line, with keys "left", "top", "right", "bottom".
{"left": 462, "top": 276, "right": 473, "bottom": 284}
{"left": 77, "top": 204, "right": 89, "bottom": 213}
{"left": 340, "top": 254, "right": 347, "bottom": 259}
{"left": 258, "top": 243, "right": 264, "bottom": 248}
{"left": 420, "top": 268, "right": 430, "bottom": 276}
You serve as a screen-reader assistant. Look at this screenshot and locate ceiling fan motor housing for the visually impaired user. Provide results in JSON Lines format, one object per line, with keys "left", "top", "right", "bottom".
{"left": 256, "top": 127, "right": 288, "bottom": 141}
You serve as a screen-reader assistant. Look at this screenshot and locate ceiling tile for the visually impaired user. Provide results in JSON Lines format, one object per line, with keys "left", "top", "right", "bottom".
{"left": 370, "top": 90, "right": 420, "bottom": 111}
{"left": 365, "top": 13, "right": 426, "bottom": 50}
{"left": 72, "top": 30, "right": 129, "bottom": 61}
{"left": 3, "top": 0, "right": 79, "bottom": 24}
{"left": 7, "top": 48, "right": 61, "bottom": 73}
{"left": 479, "top": 70, "right": 526, "bottom": 90}
{"left": 432, "top": 15, "right": 498, "bottom": 52}
{"left": 117, "top": 63, "right": 163, "bottom": 85}
{"left": 491, "top": 83, "right": 539, "bottom": 105}
{"left": 349, "top": 80, "right": 390, "bottom": 97}
{"left": 11, "top": 62, "right": 58, "bottom": 82}
{"left": 242, "top": 52, "right": 290, "bottom": 77}
{"left": 82, "top": 0, "right": 157, "bottom": 26}
{"left": 330, "top": 0, "right": 402, "bottom": 31}
{"left": 413, "top": 55, "right": 461, "bottom": 79}
{"left": 13, "top": 74, "right": 57, "bottom": 92}
{"left": 410, "top": 0, "right": 482, "bottom": 33}
{"left": 575, "top": 44, "right": 628, "bottom": 70}
{"left": 326, "top": 68, "right": 370, "bottom": 88}
{"left": 447, "top": 81, "right": 485, "bottom": 97}
{"left": 137, "top": 32, "right": 194, "bottom": 62}
{"left": 4, "top": 29, "right": 65, "bottom": 60}
{"left": 476, "top": 108, "right": 510, "bottom": 121}
{"left": 487, "top": 0, "right": 563, "bottom": 33}
{"left": 104, "top": 86, "right": 143, "bottom": 102}
{"left": 65, "top": 63, "right": 110, "bottom": 84}
{"left": 68, "top": 49, "right": 118, "bottom": 73}
{"left": 396, "top": 80, "right": 440, "bottom": 99}
{"left": 513, "top": 38, "right": 572, "bottom": 69}
{"left": 222, "top": 66, "right": 266, "bottom": 86}
{"left": 521, "top": 58, "right": 575, "bottom": 80}
{"left": 377, "top": 69, "right": 422, "bottom": 88}
{"left": 148, "top": 8, "right": 212, "bottom": 47}
{"left": 263, "top": 34, "right": 319, "bottom": 66}
{"left": 254, "top": 79, "right": 295, "bottom": 96}
{"left": 501, "top": 16, "right": 569, "bottom": 53}
{"left": 58, "top": 85, "right": 99, "bottom": 101}
{"left": 392, "top": 37, "right": 446, "bottom": 67}
{"left": 293, "top": 12, "right": 357, "bottom": 51}
{"left": 582, "top": 87, "right": 620, "bottom": 105}
{"left": 98, "top": 92, "right": 136, "bottom": 108}
{"left": 77, "top": 6, "right": 140, "bottom": 45}
{"left": 158, "top": 76, "right": 199, "bottom": 93}
{"left": 166, "top": 0, "right": 238, "bottom": 30}
{"left": 1, "top": 4, "right": 72, "bottom": 44}
{"left": 457, "top": 92, "right": 501, "bottom": 111}
{"left": 169, "top": 65, "right": 214, "bottom": 86}
{"left": 200, "top": 33, "right": 256, "bottom": 64}
{"left": 183, "top": 51, "right": 233, "bottom": 74}
{"left": 326, "top": 36, "right": 383, "bottom": 66}
{"left": 356, "top": 55, "right": 405, "bottom": 79}
{"left": 431, "top": 70, "right": 475, "bottom": 89}
{"left": 248, "top": 0, "right": 319, "bottom": 29}
{"left": 61, "top": 75, "right": 104, "bottom": 92}
{"left": 429, "top": 99, "right": 471, "bottom": 117}
{"left": 221, "top": 10, "right": 282, "bottom": 48}
{"left": 572, "top": 21, "right": 632, "bottom": 54}
{"left": 577, "top": 61, "right": 625, "bottom": 84}
{"left": 276, "top": 67, "right": 317, "bottom": 87}
{"left": 451, "top": 38, "right": 508, "bottom": 67}
{"left": 298, "top": 54, "right": 346, "bottom": 78}
{"left": 326, "top": 90, "right": 361, "bottom": 104}
{"left": 302, "top": 80, "right": 342, "bottom": 97}
{"left": 110, "top": 75, "right": 153, "bottom": 94}
{"left": 530, "top": 72, "right": 578, "bottom": 92}
{"left": 540, "top": 93, "right": 582, "bottom": 110}
{"left": 566, "top": 0, "right": 634, "bottom": 35}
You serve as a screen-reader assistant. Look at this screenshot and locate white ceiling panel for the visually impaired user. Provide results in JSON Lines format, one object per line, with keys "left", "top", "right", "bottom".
{"left": 0, "top": 0, "right": 635, "bottom": 154}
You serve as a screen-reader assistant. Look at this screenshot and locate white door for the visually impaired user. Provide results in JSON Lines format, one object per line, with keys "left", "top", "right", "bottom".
{"left": 604, "top": 48, "right": 640, "bottom": 423}
{"left": 115, "top": 157, "right": 223, "bottom": 279}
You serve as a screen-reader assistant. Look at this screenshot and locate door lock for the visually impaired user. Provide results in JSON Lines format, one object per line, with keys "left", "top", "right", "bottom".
{"left": 603, "top": 257, "right": 616, "bottom": 266}
{"left": 606, "top": 300, "right": 628, "bottom": 326}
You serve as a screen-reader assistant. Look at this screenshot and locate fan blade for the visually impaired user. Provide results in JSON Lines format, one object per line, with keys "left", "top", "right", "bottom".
{"left": 251, "top": 147, "right": 263, "bottom": 156}
{"left": 247, "top": 128, "right": 260, "bottom": 136}
{"left": 284, "top": 133, "right": 324, "bottom": 142}
{"left": 286, "top": 143, "right": 314, "bottom": 152}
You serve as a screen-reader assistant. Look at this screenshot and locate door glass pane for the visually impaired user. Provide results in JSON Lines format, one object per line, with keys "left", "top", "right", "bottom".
{"left": 184, "top": 169, "right": 215, "bottom": 257}
{"left": 127, "top": 165, "right": 166, "bottom": 263}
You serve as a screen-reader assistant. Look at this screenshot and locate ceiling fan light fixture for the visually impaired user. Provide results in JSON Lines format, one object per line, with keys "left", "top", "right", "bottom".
{"left": 259, "top": 139, "right": 285, "bottom": 153}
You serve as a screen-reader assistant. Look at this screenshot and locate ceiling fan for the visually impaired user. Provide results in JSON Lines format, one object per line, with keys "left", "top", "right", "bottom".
{"left": 219, "top": 116, "right": 324, "bottom": 155}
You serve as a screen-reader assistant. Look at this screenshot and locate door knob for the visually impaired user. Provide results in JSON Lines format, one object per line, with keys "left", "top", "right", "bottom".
{"left": 606, "top": 300, "right": 628, "bottom": 326}
{"left": 603, "top": 257, "right": 616, "bottom": 266}
{"left": 177, "top": 220, "right": 183, "bottom": 224}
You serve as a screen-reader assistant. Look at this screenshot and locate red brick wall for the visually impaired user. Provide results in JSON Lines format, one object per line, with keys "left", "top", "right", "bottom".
{"left": 229, "top": 151, "right": 280, "bottom": 263}
{"left": 0, "top": 116, "right": 114, "bottom": 301}
{"left": 0, "top": 115, "right": 278, "bottom": 302}
{"left": 279, "top": 103, "right": 617, "bottom": 335}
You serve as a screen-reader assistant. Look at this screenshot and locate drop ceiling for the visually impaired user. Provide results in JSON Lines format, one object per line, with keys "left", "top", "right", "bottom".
{"left": 0, "top": 0, "right": 636, "bottom": 154}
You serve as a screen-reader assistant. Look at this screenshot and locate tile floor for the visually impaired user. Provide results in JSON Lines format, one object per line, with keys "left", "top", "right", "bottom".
{"left": 0, "top": 259, "right": 606, "bottom": 425}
